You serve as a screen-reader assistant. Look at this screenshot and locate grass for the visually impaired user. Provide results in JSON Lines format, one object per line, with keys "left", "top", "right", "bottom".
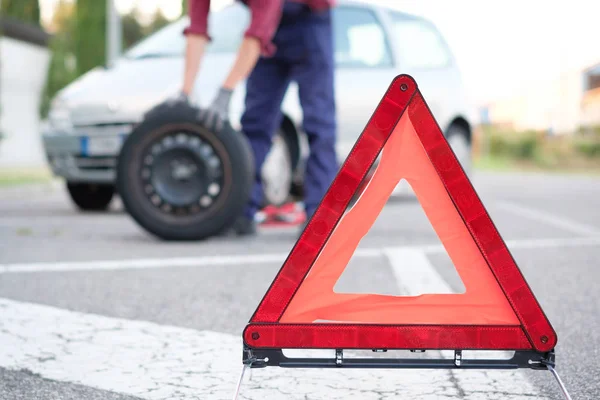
{"left": 0, "top": 167, "right": 54, "bottom": 187}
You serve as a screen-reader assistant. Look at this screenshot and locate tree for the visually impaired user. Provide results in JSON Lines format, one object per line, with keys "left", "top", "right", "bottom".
{"left": 40, "top": 0, "right": 78, "bottom": 117}
{"left": 146, "top": 9, "right": 170, "bottom": 35}
{"left": 182, "top": 0, "right": 188, "bottom": 16}
{"left": 1, "top": 0, "right": 41, "bottom": 26}
{"left": 121, "top": 7, "right": 145, "bottom": 50}
{"left": 121, "top": 7, "right": 172, "bottom": 52}
{"left": 44, "top": 0, "right": 75, "bottom": 33}
{"left": 74, "top": 0, "right": 106, "bottom": 75}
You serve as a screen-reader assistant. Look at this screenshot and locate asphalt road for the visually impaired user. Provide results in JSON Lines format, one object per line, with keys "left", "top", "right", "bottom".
{"left": 0, "top": 171, "right": 599, "bottom": 400}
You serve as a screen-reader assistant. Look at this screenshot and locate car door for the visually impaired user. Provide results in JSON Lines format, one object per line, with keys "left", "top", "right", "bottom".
{"left": 331, "top": 5, "right": 400, "bottom": 162}
{"left": 384, "top": 12, "right": 457, "bottom": 130}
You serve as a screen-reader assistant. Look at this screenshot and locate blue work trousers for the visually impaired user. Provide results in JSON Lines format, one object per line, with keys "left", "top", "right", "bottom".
{"left": 240, "top": 2, "right": 338, "bottom": 221}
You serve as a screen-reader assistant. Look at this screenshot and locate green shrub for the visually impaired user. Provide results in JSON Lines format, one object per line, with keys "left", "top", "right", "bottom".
{"left": 479, "top": 124, "right": 600, "bottom": 172}
{"left": 514, "top": 131, "right": 540, "bottom": 159}
{"left": 576, "top": 125, "right": 600, "bottom": 139}
{"left": 574, "top": 140, "right": 600, "bottom": 158}
{"left": 488, "top": 131, "right": 510, "bottom": 156}
{"left": 487, "top": 129, "right": 541, "bottom": 160}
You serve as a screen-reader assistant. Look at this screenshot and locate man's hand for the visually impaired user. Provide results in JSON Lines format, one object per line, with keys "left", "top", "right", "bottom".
{"left": 198, "top": 87, "right": 233, "bottom": 131}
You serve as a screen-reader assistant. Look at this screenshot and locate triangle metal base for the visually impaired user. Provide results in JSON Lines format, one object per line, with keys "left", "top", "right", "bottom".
{"left": 243, "top": 347, "right": 554, "bottom": 370}
{"left": 236, "top": 347, "right": 573, "bottom": 400}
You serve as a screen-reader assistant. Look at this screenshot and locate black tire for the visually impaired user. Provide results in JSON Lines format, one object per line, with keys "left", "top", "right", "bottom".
{"left": 116, "top": 101, "right": 254, "bottom": 241}
{"left": 66, "top": 182, "right": 115, "bottom": 211}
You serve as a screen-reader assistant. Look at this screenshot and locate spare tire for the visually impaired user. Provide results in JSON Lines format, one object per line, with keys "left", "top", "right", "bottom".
{"left": 116, "top": 101, "right": 254, "bottom": 241}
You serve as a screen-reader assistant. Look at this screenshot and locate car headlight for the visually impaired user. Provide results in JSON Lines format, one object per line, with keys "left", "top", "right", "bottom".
{"left": 48, "top": 97, "right": 73, "bottom": 132}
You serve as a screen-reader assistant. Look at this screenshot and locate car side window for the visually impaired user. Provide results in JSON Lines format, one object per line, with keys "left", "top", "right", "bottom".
{"left": 389, "top": 13, "right": 451, "bottom": 69}
{"left": 332, "top": 6, "right": 393, "bottom": 68}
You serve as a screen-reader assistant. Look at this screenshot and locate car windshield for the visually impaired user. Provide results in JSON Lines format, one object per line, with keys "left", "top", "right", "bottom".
{"left": 124, "top": 4, "right": 249, "bottom": 60}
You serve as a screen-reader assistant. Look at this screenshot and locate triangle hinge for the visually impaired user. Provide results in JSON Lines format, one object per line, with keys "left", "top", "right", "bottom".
{"left": 335, "top": 349, "right": 344, "bottom": 367}
{"left": 242, "top": 347, "right": 269, "bottom": 369}
{"left": 454, "top": 350, "right": 463, "bottom": 367}
{"left": 527, "top": 349, "right": 555, "bottom": 370}
{"left": 537, "top": 351, "right": 573, "bottom": 400}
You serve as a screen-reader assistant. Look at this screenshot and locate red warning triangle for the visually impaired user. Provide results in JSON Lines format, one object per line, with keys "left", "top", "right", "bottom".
{"left": 243, "top": 75, "right": 556, "bottom": 354}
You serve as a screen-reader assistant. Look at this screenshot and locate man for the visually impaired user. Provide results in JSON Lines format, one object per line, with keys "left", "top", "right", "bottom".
{"left": 181, "top": 0, "right": 283, "bottom": 126}
{"left": 182, "top": 0, "right": 338, "bottom": 237}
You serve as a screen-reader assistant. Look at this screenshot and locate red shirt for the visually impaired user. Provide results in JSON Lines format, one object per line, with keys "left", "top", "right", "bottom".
{"left": 184, "top": 0, "right": 335, "bottom": 56}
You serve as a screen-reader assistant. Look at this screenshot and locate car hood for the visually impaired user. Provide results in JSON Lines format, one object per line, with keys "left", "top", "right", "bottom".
{"left": 57, "top": 54, "right": 241, "bottom": 126}
{"left": 56, "top": 57, "right": 185, "bottom": 125}
{"left": 53, "top": 52, "right": 302, "bottom": 133}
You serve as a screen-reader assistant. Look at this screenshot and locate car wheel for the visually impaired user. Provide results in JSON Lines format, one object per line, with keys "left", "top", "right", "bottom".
{"left": 66, "top": 182, "right": 115, "bottom": 211}
{"left": 447, "top": 125, "right": 472, "bottom": 175}
{"left": 116, "top": 101, "right": 254, "bottom": 241}
{"left": 261, "top": 129, "right": 293, "bottom": 207}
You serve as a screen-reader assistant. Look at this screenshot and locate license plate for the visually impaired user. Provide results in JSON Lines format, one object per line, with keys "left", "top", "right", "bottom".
{"left": 81, "top": 136, "right": 123, "bottom": 156}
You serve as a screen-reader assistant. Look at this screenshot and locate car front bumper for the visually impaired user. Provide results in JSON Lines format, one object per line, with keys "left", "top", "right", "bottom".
{"left": 42, "top": 127, "right": 131, "bottom": 184}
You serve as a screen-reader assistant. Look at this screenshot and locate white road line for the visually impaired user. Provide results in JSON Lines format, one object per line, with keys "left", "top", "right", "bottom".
{"left": 497, "top": 200, "right": 600, "bottom": 236}
{"left": 0, "top": 249, "right": 380, "bottom": 274}
{"left": 0, "top": 298, "right": 547, "bottom": 399}
{"left": 502, "top": 235, "right": 600, "bottom": 249}
{"left": 0, "top": 253, "right": 291, "bottom": 274}
{"left": 384, "top": 247, "right": 454, "bottom": 295}
{"left": 2, "top": 236, "right": 600, "bottom": 274}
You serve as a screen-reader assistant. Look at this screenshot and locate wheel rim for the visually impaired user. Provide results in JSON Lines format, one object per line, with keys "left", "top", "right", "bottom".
{"left": 140, "top": 132, "right": 225, "bottom": 215}
{"left": 261, "top": 132, "right": 292, "bottom": 206}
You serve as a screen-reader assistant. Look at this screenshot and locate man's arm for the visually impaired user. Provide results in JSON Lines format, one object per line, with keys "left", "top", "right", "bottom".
{"left": 180, "top": 0, "right": 283, "bottom": 126}
{"left": 182, "top": 0, "right": 210, "bottom": 96}
{"left": 201, "top": 0, "right": 283, "bottom": 126}
{"left": 221, "top": 0, "right": 284, "bottom": 90}
{"left": 182, "top": 0, "right": 282, "bottom": 96}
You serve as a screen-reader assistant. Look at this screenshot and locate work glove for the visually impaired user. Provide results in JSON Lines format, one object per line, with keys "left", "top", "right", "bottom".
{"left": 198, "top": 87, "right": 233, "bottom": 132}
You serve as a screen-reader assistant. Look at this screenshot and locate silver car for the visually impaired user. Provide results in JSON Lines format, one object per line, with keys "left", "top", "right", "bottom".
{"left": 42, "top": 0, "right": 475, "bottom": 211}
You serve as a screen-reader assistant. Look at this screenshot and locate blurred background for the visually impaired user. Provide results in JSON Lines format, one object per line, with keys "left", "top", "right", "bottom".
{"left": 1, "top": 0, "right": 600, "bottom": 185}
{"left": 1, "top": 0, "right": 188, "bottom": 182}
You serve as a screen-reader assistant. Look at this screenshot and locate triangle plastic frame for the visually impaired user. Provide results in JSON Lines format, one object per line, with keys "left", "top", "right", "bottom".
{"left": 242, "top": 75, "right": 557, "bottom": 369}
